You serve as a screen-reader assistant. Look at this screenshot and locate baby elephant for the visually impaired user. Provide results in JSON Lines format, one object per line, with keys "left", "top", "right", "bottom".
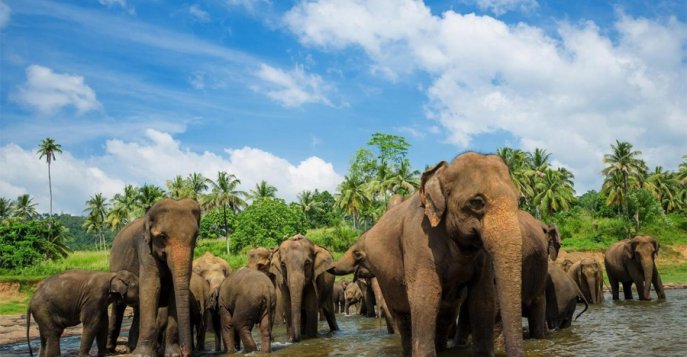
{"left": 218, "top": 268, "right": 276, "bottom": 353}
{"left": 27, "top": 270, "right": 139, "bottom": 357}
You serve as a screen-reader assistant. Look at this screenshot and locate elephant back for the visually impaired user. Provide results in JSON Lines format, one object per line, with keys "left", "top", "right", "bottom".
{"left": 109, "top": 218, "right": 145, "bottom": 274}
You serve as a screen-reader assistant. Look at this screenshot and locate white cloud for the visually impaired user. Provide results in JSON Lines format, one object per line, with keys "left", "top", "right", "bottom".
{"left": 254, "top": 63, "right": 333, "bottom": 107}
{"left": 12, "top": 65, "right": 101, "bottom": 114}
{"left": 99, "top": 0, "right": 126, "bottom": 8}
{"left": 285, "top": 0, "right": 687, "bottom": 193}
{"left": 474, "top": 0, "right": 539, "bottom": 16}
{"left": 189, "top": 4, "right": 210, "bottom": 22}
{"left": 0, "top": 130, "right": 343, "bottom": 215}
{"left": 0, "top": 0, "right": 10, "bottom": 30}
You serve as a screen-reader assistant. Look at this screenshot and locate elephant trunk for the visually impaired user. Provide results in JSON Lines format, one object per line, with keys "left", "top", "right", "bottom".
{"left": 288, "top": 275, "right": 304, "bottom": 342}
{"left": 328, "top": 247, "right": 356, "bottom": 275}
{"left": 168, "top": 247, "right": 193, "bottom": 356}
{"left": 640, "top": 257, "right": 654, "bottom": 300}
{"left": 586, "top": 275, "right": 598, "bottom": 304}
{"left": 483, "top": 204, "right": 523, "bottom": 357}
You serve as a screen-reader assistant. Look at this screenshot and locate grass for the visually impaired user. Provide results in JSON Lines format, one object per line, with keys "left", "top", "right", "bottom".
{"left": 658, "top": 263, "right": 687, "bottom": 284}
{"left": 0, "top": 250, "right": 110, "bottom": 282}
{"left": 0, "top": 295, "right": 30, "bottom": 315}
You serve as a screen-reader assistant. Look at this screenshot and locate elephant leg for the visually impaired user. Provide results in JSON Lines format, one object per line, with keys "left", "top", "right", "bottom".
{"left": 322, "top": 301, "right": 339, "bottom": 331}
{"left": 408, "top": 276, "right": 440, "bottom": 356}
{"left": 434, "top": 313, "right": 453, "bottom": 352}
{"left": 39, "top": 333, "right": 47, "bottom": 357}
{"left": 133, "top": 263, "right": 161, "bottom": 357}
{"left": 344, "top": 301, "right": 350, "bottom": 315}
{"left": 467, "top": 273, "right": 496, "bottom": 357}
{"left": 128, "top": 306, "right": 140, "bottom": 352}
{"left": 454, "top": 302, "right": 470, "bottom": 347}
{"left": 383, "top": 307, "right": 396, "bottom": 334}
{"left": 609, "top": 275, "right": 620, "bottom": 300}
{"left": 527, "top": 293, "right": 547, "bottom": 339}
{"left": 212, "top": 310, "right": 222, "bottom": 352}
{"left": 107, "top": 301, "right": 126, "bottom": 352}
{"left": 238, "top": 323, "right": 257, "bottom": 353}
{"left": 622, "top": 281, "right": 634, "bottom": 300}
{"left": 392, "top": 310, "right": 412, "bottom": 354}
{"left": 259, "top": 312, "right": 272, "bottom": 353}
{"left": 44, "top": 329, "right": 63, "bottom": 357}
{"left": 95, "top": 314, "right": 109, "bottom": 357}
{"left": 80, "top": 321, "right": 99, "bottom": 357}
{"left": 164, "top": 296, "right": 181, "bottom": 357}
{"left": 652, "top": 268, "right": 666, "bottom": 300}
{"left": 220, "top": 308, "right": 236, "bottom": 354}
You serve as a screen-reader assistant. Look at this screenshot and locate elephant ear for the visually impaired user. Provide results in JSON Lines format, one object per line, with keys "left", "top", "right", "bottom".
{"left": 269, "top": 249, "right": 284, "bottom": 285}
{"left": 420, "top": 161, "right": 448, "bottom": 228}
{"left": 652, "top": 238, "right": 660, "bottom": 256}
{"left": 143, "top": 216, "right": 154, "bottom": 255}
{"left": 545, "top": 224, "right": 561, "bottom": 261}
{"left": 624, "top": 240, "right": 636, "bottom": 260}
{"left": 314, "top": 245, "right": 334, "bottom": 278}
{"left": 109, "top": 274, "right": 129, "bottom": 301}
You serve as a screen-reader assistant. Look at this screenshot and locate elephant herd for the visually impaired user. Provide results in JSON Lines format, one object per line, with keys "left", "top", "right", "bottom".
{"left": 24, "top": 152, "right": 667, "bottom": 357}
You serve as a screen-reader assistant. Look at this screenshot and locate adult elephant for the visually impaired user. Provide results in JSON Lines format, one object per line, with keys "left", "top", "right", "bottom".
{"left": 248, "top": 247, "right": 285, "bottom": 325}
{"left": 193, "top": 252, "right": 232, "bottom": 352}
{"left": 604, "top": 235, "right": 666, "bottom": 301}
{"left": 545, "top": 263, "right": 588, "bottom": 330}
{"left": 269, "top": 235, "right": 339, "bottom": 342}
{"left": 329, "top": 152, "right": 525, "bottom": 357}
{"left": 568, "top": 258, "right": 604, "bottom": 304}
{"left": 107, "top": 198, "right": 200, "bottom": 357}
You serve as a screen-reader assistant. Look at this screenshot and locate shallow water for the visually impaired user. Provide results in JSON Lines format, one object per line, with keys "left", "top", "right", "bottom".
{"left": 3, "top": 289, "right": 686, "bottom": 356}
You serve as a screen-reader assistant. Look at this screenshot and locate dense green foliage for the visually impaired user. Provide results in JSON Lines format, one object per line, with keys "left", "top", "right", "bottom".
{"left": 230, "top": 198, "right": 306, "bottom": 254}
{"left": 306, "top": 225, "right": 361, "bottom": 253}
{"left": 0, "top": 218, "right": 70, "bottom": 270}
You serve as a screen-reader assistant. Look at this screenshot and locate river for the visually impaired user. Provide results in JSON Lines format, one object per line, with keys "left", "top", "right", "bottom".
{"left": 2, "top": 289, "right": 686, "bottom": 356}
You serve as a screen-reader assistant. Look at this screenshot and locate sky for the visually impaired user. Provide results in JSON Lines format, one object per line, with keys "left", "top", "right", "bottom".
{"left": 1, "top": 0, "right": 686, "bottom": 215}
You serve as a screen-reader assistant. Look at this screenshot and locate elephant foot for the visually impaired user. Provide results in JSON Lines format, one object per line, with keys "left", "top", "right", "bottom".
{"left": 132, "top": 344, "right": 156, "bottom": 357}
{"left": 164, "top": 343, "right": 181, "bottom": 357}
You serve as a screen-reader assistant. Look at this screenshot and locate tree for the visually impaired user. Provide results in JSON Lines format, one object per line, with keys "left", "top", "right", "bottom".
{"left": 645, "top": 166, "right": 681, "bottom": 213}
{"left": 249, "top": 180, "right": 278, "bottom": 200}
{"left": 187, "top": 172, "right": 210, "bottom": 200}
{"left": 367, "top": 132, "right": 410, "bottom": 168}
{"left": 37, "top": 137, "right": 62, "bottom": 222}
{"left": 202, "top": 171, "right": 247, "bottom": 254}
{"left": 110, "top": 184, "right": 141, "bottom": 226}
{"left": 497, "top": 147, "right": 533, "bottom": 208}
{"left": 138, "top": 184, "right": 165, "bottom": 212}
{"left": 335, "top": 175, "right": 370, "bottom": 229}
{"left": 386, "top": 159, "right": 420, "bottom": 197}
{"left": 231, "top": 198, "right": 306, "bottom": 253}
{"left": 83, "top": 193, "right": 109, "bottom": 250}
{"left": 0, "top": 198, "right": 15, "bottom": 221}
{"left": 0, "top": 219, "right": 70, "bottom": 270}
{"left": 298, "top": 190, "right": 324, "bottom": 228}
{"left": 166, "top": 175, "right": 191, "bottom": 200}
{"left": 602, "top": 140, "right": 647, "bottom": 224}
{"left": 533, "top": 169, "right": 575, "bottom": 218}
{"left": 14, "top": 194, "right": 38, "bottom": 220}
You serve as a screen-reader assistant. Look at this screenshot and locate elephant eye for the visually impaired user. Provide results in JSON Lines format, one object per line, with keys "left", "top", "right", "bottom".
{"left": 468, "top": 196, "right": 486, "bottom": 211}
{"left": 304, "top": 260, "right": 312, "bottom": 266}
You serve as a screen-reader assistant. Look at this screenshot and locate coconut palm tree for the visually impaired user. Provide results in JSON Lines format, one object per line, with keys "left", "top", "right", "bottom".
{"left": 0, "top": 198, "right": 15, "bottom": 221}
{"left": 83, "top": 193, "right": 109, "bottom": 250}
{"left": 533, "top": 169, "right": 575, "bottom": 218}
{"left": 166, "top": 175, "right": 190, "bottom": 200}
{"left": 14, "top": 194, "right": 38, "bottom": 220}
{"left": 602, "top": 140, "right": 647, "bottom": 219}
{"left": 110, "top": 184, "right": 141, "bottom": 223}
{"left": 497, "top": 147, "right": 534, "bottom": 207}
{"left": 137, "top": 184, "right": 165, "bottom": 212}
{"left": 298, "top": 190, "right": 324, "bottom": 227}
{"left": 203, "top": 171, "right": 247, "bottom": 254}
{"left": 386, "top": 160, "right": 420, "bottom": 197}
{"left": 645, "top": 166, "right": 681, "bottom": 213}
{"left": 335, "top": 175, "right": 370, "bottom": 229}
{"left": 677, "top": 155, "right": 687, "bottom": 186}
{"left": 37, "top": 138, "right": 62, "bottom": 221}
{"left": 187, "top": 172, "right": 210, "bottom": 200}
{"left": 248, "top": 180, "right": 278, "bottom": 200}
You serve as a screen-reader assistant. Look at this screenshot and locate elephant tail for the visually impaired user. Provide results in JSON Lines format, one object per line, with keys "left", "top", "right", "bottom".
{"left": 26, "top": 305, "right": 33, "bottom": 357}
{"left": 574, "top": 288, "right": 589, "bottom": 321}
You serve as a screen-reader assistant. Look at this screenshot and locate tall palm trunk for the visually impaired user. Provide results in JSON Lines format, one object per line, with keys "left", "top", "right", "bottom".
{"left": 483, "top": 202, "right": 523, "bottom": 357}
{"left": 48, "top": 162, "right": 53, "bottom": 229}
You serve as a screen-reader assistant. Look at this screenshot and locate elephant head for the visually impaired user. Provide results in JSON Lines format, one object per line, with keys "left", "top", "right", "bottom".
{"left": 248, "top": 247, "right": 273, "bottom": 274}
{"left": 109, "top": 270, "right": 139, "bottom": 305}
{"left": 543, "top": 223, "right": 561, "bottom": 261}
{"left": 624, "top": 235, "right": 659, "bottom": 300}
{"left": 145, "top": 198, "right": 200, "bottom": 355}
{"left": 578, "top": 258, "right": 602, "bottom": 304}
{"left": 269, "top": 235, "right": 333, "bottom": 342}
{"left": 419, "top": 153, "right": 524, "bottom": 355}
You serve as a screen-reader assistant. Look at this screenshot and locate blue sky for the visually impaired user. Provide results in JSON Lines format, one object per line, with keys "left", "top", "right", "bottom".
{"left": 1, "top": 0, "right": 686, "bottom": 215}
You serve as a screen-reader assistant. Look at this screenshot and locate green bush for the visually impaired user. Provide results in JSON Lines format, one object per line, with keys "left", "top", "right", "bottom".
{"left": 230, "top": 198, "right": 306, "bottom": 254}
{"left": 307, "top": 225, "right": 361, "bottom": 253}
{"left": 0, "top": 218, "right": 71, "bottom": 270}
{"left": 199, "top": 208, "right": 235, "bottom": 240}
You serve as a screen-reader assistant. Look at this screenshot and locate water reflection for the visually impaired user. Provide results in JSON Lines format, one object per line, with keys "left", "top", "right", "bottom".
{"left": 2, "top": 290, "right": 686, "bottom": 356}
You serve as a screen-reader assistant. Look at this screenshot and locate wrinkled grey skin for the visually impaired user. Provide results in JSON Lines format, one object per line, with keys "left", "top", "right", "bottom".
{"left": 568, "top": 258, "right": 604, "bottom": 304}
{"left": 605, "top": 235, "right": 666, "bottom": 301}
{"left": 344, "top": 281, "right": 363, "bottom": 315}
{"left": 218, "top": 268, "right": 276, "bottom": 353}
{"left": 247, "top": 247, "right": 286, "bottom": 325}
{"left": 332, "top": 281, "right": 346, "bottom": 314}
{"left": 189, "top": 272, "right": 209, "bottom": 351}
{"left": 27, "top": 270, "right": 138, "bottom": 357}
{"left": 108, "top": 198, "right": 200, "bottom": 357}
{"left": 545, "top": 263, "right": 588, "bottom": 330}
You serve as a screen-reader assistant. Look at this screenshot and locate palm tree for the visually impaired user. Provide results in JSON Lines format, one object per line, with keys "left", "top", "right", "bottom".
{"left": 14, "top": 194, "right": 38, "bottom": 220}
{"left": 677, "top": 155, "right": 687, "bottom": 186}
{"left": 298, "top": 190, "right": 324, "bottom": 226}
{"left": 83, "top": 193, "right": 109, "bottom": 250}
{"left": 497, "top": 147, "right": 534, "bottom": 208}
{"left": 602, "top": 172, "right": 626, "bottom": 216}
{"left": 187, "top": 172, "right": 210, "bottom": 200}
{"left": 335, "top": 175, "right": 370, "bottom": 229}
{"left": 105, "top": 204, "right": 128, "bottom": 232}
{"left": 138, "top": 184, "right": 165, "bottom": 212}
{"left": 533, "top": 169, "right": 575, "bottom": 217}
{"left": 110, "top": 184, "right": 141, "bottom": 224}
{"left": 37, "top": 138, "right": 62, "bottom": 222}
{"left": 602, "top": 140, "right": 647, "bottom": 220}
{"left": 386, "top": 160, "right": 420, "bottom": 198}
{"left": 248, "top": 180, "right": 278, "bottom": 200}
{"left": 645, "top": 166, "right": 681, "bottom": 213}
{"left": 0, "top": 198, "right": 15, "bottom": 221}
{"left": 166, "top": 175, "right": 190, "bottom": 200}
{"left": 203, "top": 171, "right": 247, "bottom": 254}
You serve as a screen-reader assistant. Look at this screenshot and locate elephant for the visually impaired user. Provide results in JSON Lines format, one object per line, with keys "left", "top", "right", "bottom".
{"left": 218, "top": 268, "right": 276, "bottom": 353}
{"left": 332, "top": 281, "right": 346, "bottom": 314}
{"left": 329, "top": 152, "right": 525, "bottom": 357}
{"left": 371, "top": 277, "right": 396, "bottom": 334}
{"left": 248, "top": 247, "right": 285, "bottom": 325}
{"left": 387, "top": 194, "right": 404, "bottom": 210}
{"left": 557, "top": 258, "right": 574, "bottom": 272}
{"left": 189, "top": 272, "right": 209, "bottom": 351}
{"left": 568, "top": 258, "right": 604, "bottom": 304}
{"left": 192, "top": 252, "right": 232, "bottom": 352}
{"left": 269, "top": 235, "right": 339, "bottom": 342}
{"left": 545, "top": 263, "right": 588, "bottom": 330}
{"left": 455, "top": 211, "right": 551, "bottom": 345}
{"left": 353, "top": 272, "right": 376, "bottom": 317}
{"left": 344, "top": 281, "right": 363, "bottom": 315}
{"left": 27, "top": 270, "right": 138, "bottom": 357}
{"left": 107, "top": 198, "right": 200, "bottom": 357}
{"left": 604, "top": 235, "right": 666, "bottom": 301}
